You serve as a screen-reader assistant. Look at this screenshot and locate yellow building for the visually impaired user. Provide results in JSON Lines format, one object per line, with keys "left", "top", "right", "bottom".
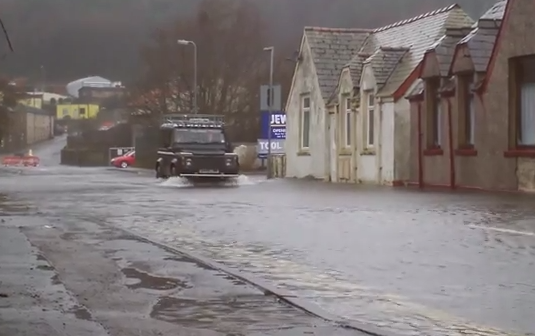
{"left": 56, "top": 103, "right": 99, "bottom": 120}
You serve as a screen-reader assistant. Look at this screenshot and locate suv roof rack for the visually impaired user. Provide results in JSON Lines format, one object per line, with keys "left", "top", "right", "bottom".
{"left": 160, "top": 114, "right": 225, "bottom": 129}
{"left": 162, "top": 114, "right": 224, "bottom": 124}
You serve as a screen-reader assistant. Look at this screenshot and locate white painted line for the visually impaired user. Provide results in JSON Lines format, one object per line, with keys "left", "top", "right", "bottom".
{"left": 468, "top": 225, "right": 535, "bottom": 237}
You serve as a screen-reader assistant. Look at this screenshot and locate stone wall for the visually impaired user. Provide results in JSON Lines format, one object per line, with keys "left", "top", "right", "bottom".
{"left": 26, "top": 112, "right": 53, "bottom": 145}
{"left": 1, "top": 105, "right": 54, "bottom": 154}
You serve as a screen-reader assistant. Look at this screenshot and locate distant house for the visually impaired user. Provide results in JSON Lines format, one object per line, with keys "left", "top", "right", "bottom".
{"left": 66, "top": 76, "right": 122, "bottom": 98}
{"left": 19, "top": 93, "right": 44, "bottom": 109}
{"left": 20, "top": 91, "right": 70, "bottom": 107}
{"left": 407, "top": 0, "right": 535, "bottom": 192}
{"left": 56, "top": 103, "right": 100, "bottom": 120}
{"left": 285, "top": 4, "right": 473, "bottom": 184}
{"left": 78, "top": 86, "right": 126, "bottom": 103}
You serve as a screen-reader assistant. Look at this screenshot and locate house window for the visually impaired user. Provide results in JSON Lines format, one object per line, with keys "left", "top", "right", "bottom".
{"left": 457, "top": 73, "right": 475, "bottom": 147}
{"left": 435, "top": 102, "right": 442, "bottom": 147}
{"left": 62, "top": 108, "right": 68, "bottom": 116}
{"left": 79, "top": 107, "right": 86, "bottom": 115}
{"left": 366, "top": 92, "right": 374, "bottom": 147}
{"left": 426, "top": 78, "right": 441, "bottom": 148}
{"left": 519, "top": 83, "right": 535, "bottom": 145}
{"left": 344, "top": 97, "right": 351, "bottom": 147}
{"left": 468, "top": 96, "right": 475, "bottom": 145}
{"left": 509, "top": 55, "right": 535, "bottom": 147}
{"left": 301, "top": 96, "right": 311, "bottom": 149}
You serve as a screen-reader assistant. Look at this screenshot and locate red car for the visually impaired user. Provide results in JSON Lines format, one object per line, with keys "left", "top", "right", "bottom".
{"left": 2, "top": 152, "right": 40, "bottom": 167}
{"left": 111, "top": 150, "right": 135, "bottom": 168}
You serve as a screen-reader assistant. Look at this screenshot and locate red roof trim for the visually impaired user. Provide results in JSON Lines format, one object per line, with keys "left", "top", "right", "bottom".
{"left": 393, "top": 63, "right": 422, "bottom": 101}
{"left": 480, "top": 0, "right": 514, "bottom": 93}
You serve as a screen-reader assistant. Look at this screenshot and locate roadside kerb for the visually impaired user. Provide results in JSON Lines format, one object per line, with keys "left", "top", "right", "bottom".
{"left": 107, "top": 224, "right": 400, "bottom": 336}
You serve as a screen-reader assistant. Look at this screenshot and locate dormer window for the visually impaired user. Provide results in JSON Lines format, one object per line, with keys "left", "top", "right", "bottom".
{"left": 366, "top": 92, "right": 375, "bottom": 148}
{"left": 344, "top": 96, "right": 352, "bottom": 147}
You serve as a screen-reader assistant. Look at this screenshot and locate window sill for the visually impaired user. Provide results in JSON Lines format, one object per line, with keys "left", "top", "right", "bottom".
{"left": 455, "top": 148, "right": 477, "bottom": 156}
{"left": 340, "top": 147, "right": 352, "bottom": 155}
{"left": 503, "top": 149, "right": 535, "bottom": 158}
{"left": 361, "top": 148, "right": 376, "bottom": 156}
{"left": 423, "top": 147, "right": 443, "bottom": 156}
{"left": 297, "top": 150, "right": 310, "bottom": 156}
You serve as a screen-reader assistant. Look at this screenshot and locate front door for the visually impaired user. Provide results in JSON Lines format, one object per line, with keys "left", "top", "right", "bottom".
{"left": 329, "top": 113, "right": 337, "bottom": 182}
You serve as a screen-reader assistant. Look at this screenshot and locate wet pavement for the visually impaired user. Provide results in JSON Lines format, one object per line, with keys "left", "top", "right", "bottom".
{"left": 0, "top": 212, "right": 363, "bottom": 336}
{"left": 1, "top": 138, "right": 534, "bottom": 336}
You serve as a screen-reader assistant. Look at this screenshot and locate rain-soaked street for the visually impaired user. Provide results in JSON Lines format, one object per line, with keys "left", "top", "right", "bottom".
{"left": 1, "top": 138, "right": 535, "bottom": 336}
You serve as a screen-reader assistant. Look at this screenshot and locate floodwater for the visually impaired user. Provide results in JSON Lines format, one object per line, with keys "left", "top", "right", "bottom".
{"left": 1, "top": 138, "right": 534, "bottom": 336}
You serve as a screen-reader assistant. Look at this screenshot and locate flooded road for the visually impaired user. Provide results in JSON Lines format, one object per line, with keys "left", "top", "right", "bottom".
{"left": 2, "top": 139, "right": 535, "bottom": 336}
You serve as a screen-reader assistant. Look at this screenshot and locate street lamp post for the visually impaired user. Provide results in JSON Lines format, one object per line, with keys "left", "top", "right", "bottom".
{"left": 263, "top": 46, "right": 274, "bottom": 179}
{"left": 177, "top": 39, "right": 198, "bottom": 114}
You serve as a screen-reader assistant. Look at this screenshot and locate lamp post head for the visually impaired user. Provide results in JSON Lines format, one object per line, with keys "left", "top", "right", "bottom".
{"left": 177, "top": 39, "right": 191, "bottom": 45}
{"left": 263, "top": 46, "right": 274, "bottom": 52}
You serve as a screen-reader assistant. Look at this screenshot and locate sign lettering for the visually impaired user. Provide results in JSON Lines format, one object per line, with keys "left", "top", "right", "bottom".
{"left": 256, "top": 139, "right": 285, "bottom": 157}
{"left": 271, "top": 114, "right": 286, "bottom": 125}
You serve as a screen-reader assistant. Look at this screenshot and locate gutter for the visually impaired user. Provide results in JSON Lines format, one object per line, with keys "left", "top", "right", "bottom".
{"left": 417, "top": 102, "right": 423, "bottom": 188}
{"left": 446, "top": 97, "right": 456, "bottom": 189}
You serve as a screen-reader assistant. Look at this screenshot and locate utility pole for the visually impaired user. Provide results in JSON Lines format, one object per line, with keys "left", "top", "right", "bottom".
{"left": 264, "top": 46, "right": 274, "bottom": 179}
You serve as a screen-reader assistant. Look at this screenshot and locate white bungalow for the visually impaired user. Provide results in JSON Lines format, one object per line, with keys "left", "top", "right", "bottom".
{"left": 285, "top": 5, "right": 473, "bottom": 184}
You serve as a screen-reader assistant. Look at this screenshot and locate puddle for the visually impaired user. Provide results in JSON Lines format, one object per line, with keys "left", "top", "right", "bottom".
{"left": 71, "top": 305, "right": 92, "bottom": 320}
{"left": 50, "top": 273, "right": 61, "bottom": 285}
{"left": 149, "top": 294, "right": 300, "bottom": 333}
{"left": 121, "top": 267, "right": 187, "bottom": 290}
{"left": 37, "top": 264, "right": 54, "bottom": 271}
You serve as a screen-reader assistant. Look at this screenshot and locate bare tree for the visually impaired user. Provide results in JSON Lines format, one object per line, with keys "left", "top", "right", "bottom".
{"left": 136, "top": 0, "right": 275, "bottom": 141}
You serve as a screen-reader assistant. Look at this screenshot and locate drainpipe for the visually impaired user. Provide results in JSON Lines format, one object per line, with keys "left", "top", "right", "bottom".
{"left": 447, "top": 97, "right": 455, "bottom": 189}
{"left": 377, "top": 98, "right": 384, "bottom": 184}
{"left": 417, "top": 102, "right": 423, "bottom": 188}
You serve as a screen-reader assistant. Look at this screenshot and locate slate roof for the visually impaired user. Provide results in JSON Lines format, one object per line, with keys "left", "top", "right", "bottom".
{"left": 454, "top": 1, "right": 506, "bottom": 72}
{"left": 428, "top": 27, "right": 474, "bottom": 76}
{"left": 361, "top": 4, "right": 473, "bottom": 96}
{"left": 304, "top": 27, "right": 370, "bottom": 101}
{"left": 364, "top": 47, "right": 409, "bottom": 86}
{"left": 478, "top": 0, "right": 507, "bottom": 21}
{"left": 347, "top": 53, "right": 370, "bottom": 88}
{"left": 295, "top": 4, "right": 475, "bottom": 103}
